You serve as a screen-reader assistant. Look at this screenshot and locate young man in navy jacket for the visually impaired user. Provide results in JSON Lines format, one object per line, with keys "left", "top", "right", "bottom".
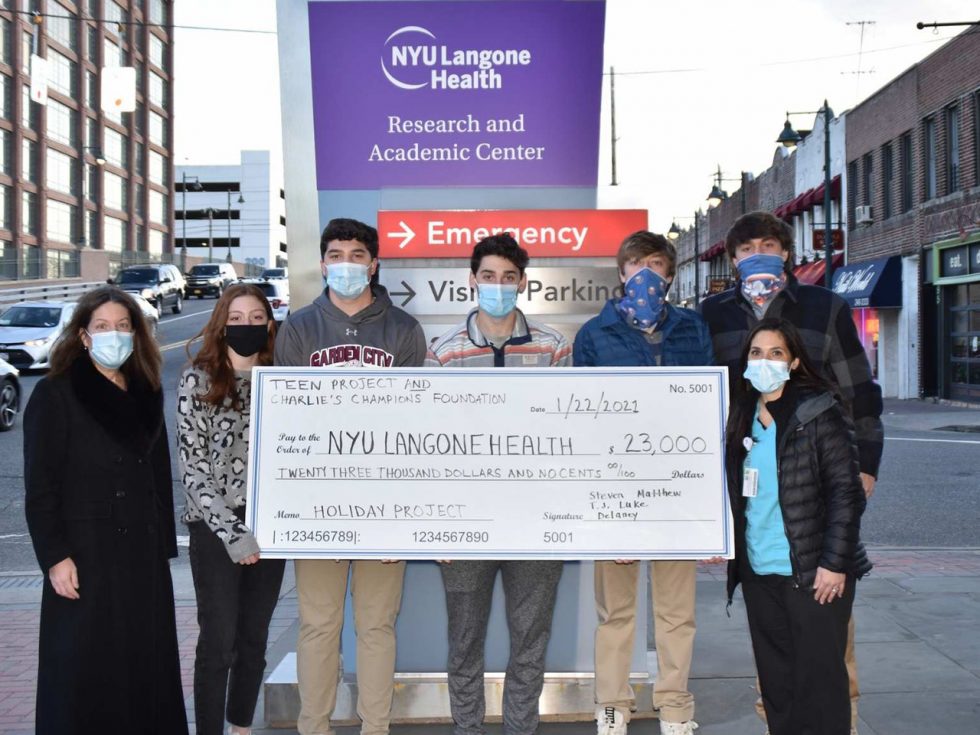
{"left": 574, "top": 231, "right": 714, "bottom": 735}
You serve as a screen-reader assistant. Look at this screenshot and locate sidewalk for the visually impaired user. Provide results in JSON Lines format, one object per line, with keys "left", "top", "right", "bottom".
{"left": 0, "top": 398, "right": 977, "bottom": 735}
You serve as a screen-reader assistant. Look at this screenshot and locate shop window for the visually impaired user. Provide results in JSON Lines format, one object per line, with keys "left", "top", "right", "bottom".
{"left": 948, "top": 283, "right": 980, "bottom": 399}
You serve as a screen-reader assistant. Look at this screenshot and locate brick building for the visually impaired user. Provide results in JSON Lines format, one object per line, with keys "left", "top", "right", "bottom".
{"left": 845, "top": 27, "right": 980, "bottom": 402}
{"left": 0, "top": 0, "right": 175, "bottom": 282}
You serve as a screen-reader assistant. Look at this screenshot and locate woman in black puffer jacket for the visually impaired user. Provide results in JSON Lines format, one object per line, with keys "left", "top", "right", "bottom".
{"left": 725, "top": 318, "right": 871, "bottom": 735}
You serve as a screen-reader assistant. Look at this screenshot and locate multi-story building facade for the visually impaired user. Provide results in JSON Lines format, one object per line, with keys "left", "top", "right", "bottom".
{"left": 845, "top": 27, "right": 980, "bottom": 403}
{"left": 176, "top": 150, "right": 287, "bottom": 277}
{"left": 0, "top": 0, "right": 175, "bottom": 281}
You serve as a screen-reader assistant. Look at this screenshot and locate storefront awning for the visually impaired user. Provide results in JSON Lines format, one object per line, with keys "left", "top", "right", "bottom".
{"left": 699, "top": 240, "right": 727, "bottom": 262}
{"left": 775, "top": 175, "right": 842, "bottom": 221}
{"left": 793, "top": 252, "right": 844, "bottom": 285}
{"left": 831, "top": 256, "right": 902, "bottom": 308}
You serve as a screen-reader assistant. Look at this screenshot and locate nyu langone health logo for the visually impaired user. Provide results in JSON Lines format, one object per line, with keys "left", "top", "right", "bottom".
{"left": 380, "top": 26, "right": 531, "bottom": 91}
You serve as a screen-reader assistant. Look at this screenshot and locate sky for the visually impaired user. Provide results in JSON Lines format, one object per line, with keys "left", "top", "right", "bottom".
{"left": 172, "top": 0, "right": 971, "bottom": 234}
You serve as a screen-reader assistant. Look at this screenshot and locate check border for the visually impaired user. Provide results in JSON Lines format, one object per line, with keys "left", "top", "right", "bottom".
{"left": 247, "top": 367, "right": 731, "bottom": 559}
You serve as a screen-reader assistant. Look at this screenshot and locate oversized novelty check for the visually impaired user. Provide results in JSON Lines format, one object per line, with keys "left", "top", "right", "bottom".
{"left": 245, "top": 367, "right": 732, "bottom": 559}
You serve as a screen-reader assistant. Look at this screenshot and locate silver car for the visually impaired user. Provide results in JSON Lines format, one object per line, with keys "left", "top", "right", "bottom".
{"left": 130, "top": 293, "right": 160, "bottom": 337}
{"left": 0, "top": 358, "right": 20, "bottom": 431}
{"left": 0, "top": 301, "right": 76, "bottom": 369}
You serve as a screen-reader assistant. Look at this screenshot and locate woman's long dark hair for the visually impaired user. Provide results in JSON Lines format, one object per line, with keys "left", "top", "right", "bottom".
{"left": 185, "top": 283, "right": 276, "bottom": 410}
{"left": 726, "top": 318, "right": 834, "bottom": 466}
{"left": 49, "top": 286, "right": 161, "bottom": 390}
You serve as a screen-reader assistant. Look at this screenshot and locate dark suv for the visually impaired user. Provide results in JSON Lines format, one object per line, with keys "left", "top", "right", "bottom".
{"left": 114, "top": 264, "right": 184, "bottom": 316}
{"left": 186, "top": 263, "right": 238, "bottom": 298}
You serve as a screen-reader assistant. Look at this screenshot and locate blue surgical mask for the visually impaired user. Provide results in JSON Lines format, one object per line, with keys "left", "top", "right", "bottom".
{"left": 326, "top": 262, "right": 370, "bottom": 299}
{"left": 743, "top": 358, "right": 791, "bottom": 394}
{"left": 87, "top": 330, "right": 134, "bottom": 370}
{"left": 737, "top": 253, "right": 787, "bottom": 307}
{"left": 477, "top": 283, "right": 519, "bottom": 318}
{"left": 616, "top": 267, "right": 669, "bottom": 329}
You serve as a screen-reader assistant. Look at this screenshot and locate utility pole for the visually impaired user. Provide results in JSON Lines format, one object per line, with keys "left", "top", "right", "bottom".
{"left": 822, "top": 101, "right": 833, "bottom": 288}
{"left": 207, "top": 208, "right": 214, "bottom": 264}
{"left": 693, "top": 211, "right": 701, "bottom": 308}
{"left": 610, "top": 66, "right": 618, "bottom": 186}
{"left": 844, "top": 20, "right": 876, "bottom": 96}
{"left": 181, "top": 172, "right": 187, "bottom": 272}
{"left": 226, "top": 190, "right": 233, "bottom": 263}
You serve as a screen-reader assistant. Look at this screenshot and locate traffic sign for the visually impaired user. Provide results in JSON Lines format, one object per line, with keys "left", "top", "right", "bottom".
{"left": 378, "top": 209, "right": 648, "bottom": 258}
{"left": 378, "top": 267, "right": 622, "bottom": 315}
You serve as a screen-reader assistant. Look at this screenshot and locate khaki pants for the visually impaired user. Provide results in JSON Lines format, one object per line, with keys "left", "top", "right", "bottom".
{"left": 594, "top": 560, "right": 697, "bottom": 724}
{"left": 755, "top": 613, "right": 859, "bottom": 727}
{"left": 295, "top": 559, "right": 405, "bottom": 735}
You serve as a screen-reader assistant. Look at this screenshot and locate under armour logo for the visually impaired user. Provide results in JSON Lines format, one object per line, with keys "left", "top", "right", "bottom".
{"left": 346, "top": 328, "right": 358, "bottom": 336}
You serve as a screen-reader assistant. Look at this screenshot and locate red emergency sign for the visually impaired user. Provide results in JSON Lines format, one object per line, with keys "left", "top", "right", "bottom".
{"left": 377, "top": 209, "right": 648, "bottom": 258}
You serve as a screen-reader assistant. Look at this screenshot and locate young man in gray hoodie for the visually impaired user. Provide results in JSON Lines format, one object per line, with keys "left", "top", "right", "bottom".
{"left": 274, "top": 218, "right": 427, "bottom": 735}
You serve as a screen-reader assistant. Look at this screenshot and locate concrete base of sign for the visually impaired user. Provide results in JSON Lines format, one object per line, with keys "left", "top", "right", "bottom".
{"left": 264, "top": 653, "right": 661, "bottom": 727}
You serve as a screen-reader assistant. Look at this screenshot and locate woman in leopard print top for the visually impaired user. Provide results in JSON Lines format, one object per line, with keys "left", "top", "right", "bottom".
{"left": 177, "top": 284, "right": 285, "bottom": 735}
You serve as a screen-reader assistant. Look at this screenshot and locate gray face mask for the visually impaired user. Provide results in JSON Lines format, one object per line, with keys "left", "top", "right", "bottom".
{"left": 87, "top": 330, "right": 134, "bottom": 370}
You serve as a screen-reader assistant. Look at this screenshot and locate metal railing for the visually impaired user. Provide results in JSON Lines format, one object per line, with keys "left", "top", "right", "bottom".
{"left": 0, "top": 280, "right": 105, "bottom": 308}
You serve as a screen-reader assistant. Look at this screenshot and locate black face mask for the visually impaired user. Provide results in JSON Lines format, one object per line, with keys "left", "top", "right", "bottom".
{"left": 225, "top": 324, "right": 269, "bottom": 357}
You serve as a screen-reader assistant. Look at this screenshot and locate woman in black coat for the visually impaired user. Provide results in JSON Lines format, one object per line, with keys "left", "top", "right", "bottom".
{"left": 24, "top": 286, "right": 188, "bottom": 735}
{"left": 725, "top": 318, "right": 871, "bottom": 735}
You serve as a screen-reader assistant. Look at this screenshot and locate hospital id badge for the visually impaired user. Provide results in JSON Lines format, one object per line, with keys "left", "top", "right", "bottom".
{"left": 742, "top": 467, "right": 759, "bottom": 497}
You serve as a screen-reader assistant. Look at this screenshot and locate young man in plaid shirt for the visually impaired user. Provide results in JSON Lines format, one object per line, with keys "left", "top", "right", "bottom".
{"left": 700, "top": 211, "right": 883, "bottom": 735}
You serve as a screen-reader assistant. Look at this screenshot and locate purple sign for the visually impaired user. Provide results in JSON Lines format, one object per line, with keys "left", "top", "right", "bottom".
{"left": 307, "top": 0, "right": 606, "bottom": 189}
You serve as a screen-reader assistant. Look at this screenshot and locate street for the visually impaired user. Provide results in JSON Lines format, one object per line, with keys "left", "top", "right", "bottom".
{"left": 0, "top": 294, "right": 977, "bottom": 575}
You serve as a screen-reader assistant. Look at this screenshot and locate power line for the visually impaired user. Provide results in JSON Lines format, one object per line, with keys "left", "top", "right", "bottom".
{"left": 606, "top": 34, "right": 960, "bottom": 77}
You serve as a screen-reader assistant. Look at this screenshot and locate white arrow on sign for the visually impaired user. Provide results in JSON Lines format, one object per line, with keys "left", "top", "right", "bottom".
{"left": 387, "top": 221, "right": 416, "bottom": 249}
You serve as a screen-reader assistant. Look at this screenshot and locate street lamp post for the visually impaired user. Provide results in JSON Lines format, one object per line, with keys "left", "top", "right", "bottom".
{"left": 706, "top": 165, "right": 748, "bottom": 213}
{"left": 206, "top": 207, "right": 214, "bottom": 264}
{"left": 181, "top": 173, "right": 201, "bottom": 273}
{"left": 226, "top": 188, "right": 245, "bottom": 264}
{"left": 667, "top": 212, "right": 702, "bottom": 307}
{"left": 777, "top": 100, "right": 835, "bottom": 287}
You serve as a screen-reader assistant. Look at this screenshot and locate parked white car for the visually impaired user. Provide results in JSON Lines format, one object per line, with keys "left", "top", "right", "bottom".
{"left": 0, "top": 301, "right": 76, "bottom": 370}
{"left": 0, "top": 358, "right": 20, "bottom": 431}
{"left": 243, "top": 278, "right": 290, "bottom": 322}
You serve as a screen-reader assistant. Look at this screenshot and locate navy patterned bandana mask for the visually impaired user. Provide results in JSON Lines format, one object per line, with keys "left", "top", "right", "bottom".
{"left": 737, "top": 253, "right": 787, "bottom": 307}
{"left": 616, "top": 267, "right": 669, "bottom": 329}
